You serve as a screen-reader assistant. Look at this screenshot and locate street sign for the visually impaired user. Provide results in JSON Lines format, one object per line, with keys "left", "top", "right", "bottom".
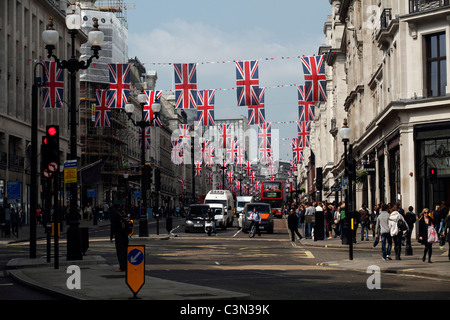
{"left": 48, "top": 161, "right": 58, "bottom": 173}
{"left": 6, "top": 181, "right": 21, "bottom": 201}
{"left": 126, "top": 245, "right": 145, "bottom": 298}
{"left": 64, "top": 160, "right": 77, "bottom": 184}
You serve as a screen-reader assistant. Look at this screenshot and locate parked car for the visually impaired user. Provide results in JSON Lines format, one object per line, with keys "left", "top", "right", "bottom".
{"left": 185, "top": 204, "right": 209, "bottom": 233}
{"left": 242, "top": 203, "right": 274, "bottom": 234}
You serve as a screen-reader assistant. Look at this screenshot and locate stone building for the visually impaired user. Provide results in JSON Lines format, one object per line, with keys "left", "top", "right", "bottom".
{"left": 310, "top": 0, "right": 450, "bottom": 212}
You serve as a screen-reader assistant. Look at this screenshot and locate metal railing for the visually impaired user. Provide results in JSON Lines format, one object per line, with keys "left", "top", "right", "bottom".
{"left": 409, "top": 0, "right": 450, "bottom": 13}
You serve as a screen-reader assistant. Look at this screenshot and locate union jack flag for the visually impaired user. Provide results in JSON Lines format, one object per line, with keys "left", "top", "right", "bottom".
{"left": 196, "top": 89, "right": 215, "bottom": 126}
{"left": 227, "top": 138, "right": 239, "bottom": 164}
{"left": 94, "top": 89, "right": 112, "bottom": 127}
{"left": 244, "top": 161, "right": 253, "bottom": 176}
{"left": 143, "top": 90, "right": 162, "bottom": 126}
{"left": 297, "top": 120, "right": 311, "bottom": 148}
{"left": 202, "top": 140, "right": 215, "bottom": 167}
{"left": 292, "top": 138, "right": 304, "bottom": 164}
{"left": 289, "top": 160, "right": 297, "bottom": 173}
{"left": 139, "top": 127, "right": 151, "bottom": 150}
{"left": 218, "top": 124, "right": 232, "bottom": 149}
{"left": 249, "top": 171, "right": 257, "bottom": 184}
{"left": 235, "top": 146, "right": 245, "bottom": 166}
{"left": 258, "top": 122, "right": 272, "bottom": 150}
{"left": 179, "top": 176, "right": 186, "bottom": 189}
{"left": 171, "top": 140, "right": 184, "bottom": 166}
{"left": 235, "top": 60, "right": 260, "bottom": 107}
{"left": 42, "top": 61, "right": 64, "bottom": 109}
{"left": 206, "top": 171, "right": 213, "bottom": 185}
{"left": 178, "top": 124, "right": 191, "bottom": 147}
{"left": 194, "top": 161, "right": 202, "bottom": 177}
{"left": 108, "top": 63, "right": 131, "bottom": 109}
{"left": 247, "top": 88, "right": 266, "bottom": 125}
{"left": 301, "top": 55, "right": 327, "bottom": 102}
{"left": 174, "top": 63, "right": 198, "bottom": 109}
{"left": 227, "top": 171, "right": 234, "bottom": 185}
{"left": 297, "top": 85, "right": 315, "bottom": 122}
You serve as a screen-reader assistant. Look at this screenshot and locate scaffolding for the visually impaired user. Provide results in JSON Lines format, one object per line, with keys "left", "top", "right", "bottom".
{"left": 78, "top": 0, "right": 135, "bottom": 205}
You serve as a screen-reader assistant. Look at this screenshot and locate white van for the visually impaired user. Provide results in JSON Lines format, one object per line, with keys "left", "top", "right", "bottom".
{"left": 236, "top": 196, "right": 253, "bottom": 215}
{"left": 204, "top": 190, "right": 235, "bottom": 227}
{"left": 207, "top": 203, "right": 227, "bottom": 229}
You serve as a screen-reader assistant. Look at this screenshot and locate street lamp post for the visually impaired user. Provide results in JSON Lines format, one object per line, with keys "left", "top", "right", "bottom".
{"left": 339, "top": 118, "right": 353, "bottom": 260}
{"left": 42, "top": 10, "right": 104, "bottom": 260}
{"left": 125, "top": 96, "right": 161, "bottom": 237}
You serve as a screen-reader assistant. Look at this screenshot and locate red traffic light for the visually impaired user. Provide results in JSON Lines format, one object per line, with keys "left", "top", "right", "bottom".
{"left": 47, "top": 127, "right": 58, "bottom": 136}
{"left": 43, "top": 137, "right": 48, "bottom": 145}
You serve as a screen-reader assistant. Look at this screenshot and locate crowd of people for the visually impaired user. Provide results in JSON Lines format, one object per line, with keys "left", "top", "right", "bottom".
{"left": 284, "top": 200, "right": 450, "bottom": 262}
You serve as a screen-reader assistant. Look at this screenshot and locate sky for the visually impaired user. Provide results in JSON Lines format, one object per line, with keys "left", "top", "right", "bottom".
{"left": 126, "top": 0, "right": 331, "bottom": 162}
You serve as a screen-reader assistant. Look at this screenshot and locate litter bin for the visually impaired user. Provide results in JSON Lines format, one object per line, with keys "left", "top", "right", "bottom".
{"left": 80, "top": 227, "right": 89, "bottom": 256}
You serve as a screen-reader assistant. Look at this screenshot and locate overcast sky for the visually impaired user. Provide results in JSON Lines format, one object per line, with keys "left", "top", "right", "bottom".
{"left": 126, "top": 0, "right": 331, "bottom": 162}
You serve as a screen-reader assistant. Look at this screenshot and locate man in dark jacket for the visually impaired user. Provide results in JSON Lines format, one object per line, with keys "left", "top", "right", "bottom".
{"left": 288, "top": 209, "right": 303, "bottom": 242}
{"left": 110, "top": 208, "right": 129, "bottom": 272}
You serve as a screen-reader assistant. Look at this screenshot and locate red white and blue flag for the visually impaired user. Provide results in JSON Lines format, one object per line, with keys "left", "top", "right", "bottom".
{"left": 297, "top": 120, "right": 311, "bottom": 148}
{"left": 218, "top": 124, "right": 232, "bottom": 149}
{"left": 247, "top": 88, "right": 266, "bottom": 125}
{"left": 194, "top": 161, "right": 202, "bottom": 177}
{"left": 301, "top": 55, "right": 327, "bottom": 102}
{"left": 206, "top": 171, "right": 213, "bottom": 185}
{"left": 94, "top": 89, "right": 112, "bottom": 127}
{"left": 292, "top": 138, "right": 304, "bottom": 164}
{"left": 297, "top": 85, "right": 315, "bottom": 122}
{"left": 108, "top": 63, "right": 131, "bottom": 109}
{"left": 174, "top": 63, "right": 198, "bottom": 109}
{"left": 143, "top": 90, "right": 162, "bottom": 126}
{"left": 196, "top": 89, "right": 216, "bottom": 126}
{"left": 236, "top": 60, "right": 260, "bottom": 107}
{"left": 42, "top": 61, "right": 64, "bottom": 109}
{"left": 227, "top": 171, "right": 234, "bottom": 185}
{"left": 235, "top": 146, "right": 245, "bottom": 166}
{"left": 178, "top": 124, "right": 191, "bottom": 147}
{"left": 139, "top": 127, "right": 151, "bottom": 150}
{"left": 244, "top": 161, "right": 253, "bottom": 176}
{"left": 171, "top": 140, "right": 184, "bottom": 166}
{"left": 258, "top": 122, "right": 272, "bottom": 150}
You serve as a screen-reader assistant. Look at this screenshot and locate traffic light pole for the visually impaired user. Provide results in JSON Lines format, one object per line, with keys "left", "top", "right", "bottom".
{"left": 30, "top": 62, "right": 45, "bottom": 259}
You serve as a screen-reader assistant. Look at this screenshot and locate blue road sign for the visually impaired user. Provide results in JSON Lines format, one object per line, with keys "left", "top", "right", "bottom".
{"left": 127, "top": 248, "right": 144, "bottom": 266}
{"left": 7, "top": 181, "right": 21, "bottom": 200}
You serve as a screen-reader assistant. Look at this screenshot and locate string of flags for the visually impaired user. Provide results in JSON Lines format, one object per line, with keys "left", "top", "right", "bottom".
{"left": 41, "top": 52, "right": 328, "bottom": 186}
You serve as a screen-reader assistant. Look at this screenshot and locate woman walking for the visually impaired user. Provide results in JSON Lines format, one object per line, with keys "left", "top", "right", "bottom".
{"left": 388, "top": 210, "right": 408, "bottom": 260}
{"left": 418, "top": 208, "right": 435, "bottom": 263}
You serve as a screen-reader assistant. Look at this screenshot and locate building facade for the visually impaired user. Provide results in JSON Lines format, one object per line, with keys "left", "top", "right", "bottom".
{"left": 0, "top": 0, "right": 85, "bottom": 222}
{"left": 311, "top": 0, "right": 450, "bottom": 212}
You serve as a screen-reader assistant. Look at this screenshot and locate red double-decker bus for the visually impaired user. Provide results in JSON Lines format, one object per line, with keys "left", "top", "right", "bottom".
{"left": 261, "top": 181, "right": 284, "bottom": 218}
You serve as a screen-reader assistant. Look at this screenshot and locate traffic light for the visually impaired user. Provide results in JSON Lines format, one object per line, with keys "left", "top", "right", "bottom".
{"left": 46, "top": 125, "right": 60, "bottom": 173}
{"left": 316, "top": 167, "right": 323, "bottom": 191}
{"left": 429, "top": 168, "right": 438, "bottom": 184}
{"left": 40, "top": 136, "right": 50, "bottom": 179}
{"left": 142, "top": 165, "right": 153, "bottom": 188}
{"left": 154, "top": 169, "right": 161, "bottom": 192}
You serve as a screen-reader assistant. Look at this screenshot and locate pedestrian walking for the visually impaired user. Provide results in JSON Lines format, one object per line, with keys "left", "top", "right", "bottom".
{"left": 10, "top": 208, "right": 19, "bottom": 238}
{"left": 305, "top": 202, "right": 315, "bottom": 239}
{"left": 375, "top": 204, "right": 392, "bottom": 261}
{"left": 388, "top": 210, "right": 408, "bottom": 260}
{"left": 359, "top": 204, "right": 370, "bottom": 241}
{"left": 444, "top": 213, "right": 450, "bottom": 260}
{"left": 418, "top": 208, "right": 435, "bottom": 263}
{"left": 110, "top": 208, "right": 130, "bottom": 272}
{"left": 288, "top": 208, "right": 303, "bottom": 242}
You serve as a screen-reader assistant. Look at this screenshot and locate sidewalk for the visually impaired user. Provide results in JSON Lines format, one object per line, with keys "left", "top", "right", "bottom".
{"left": 3, "top": 219, "right": 248, "bottom": 300}
{"left": 299, "top": 234, "right": 450, "bottom": 281}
